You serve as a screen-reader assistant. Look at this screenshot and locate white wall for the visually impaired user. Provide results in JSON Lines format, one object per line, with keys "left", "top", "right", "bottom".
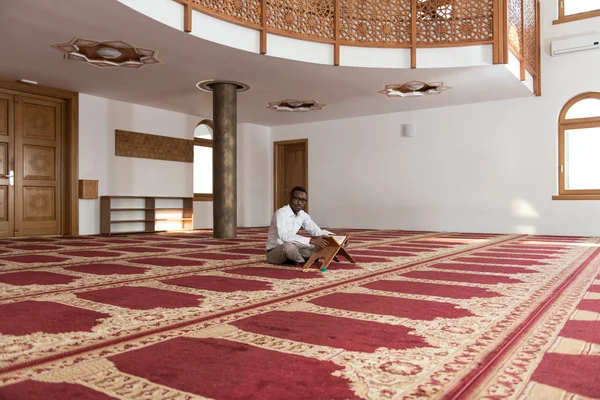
{"left": 194, "top": 123, "right": 272, "bottom": 229}
{"left": 79, "top": 95, "right": 272, "bottom": 234}
{"left": 238, "top": 123, "right": 272, "bottom": 227}
{"left": 271, "top": 5, "right": 600, "bottom": 236}
{"left": 79, "top": 94, "right": 198, "bottom": 234}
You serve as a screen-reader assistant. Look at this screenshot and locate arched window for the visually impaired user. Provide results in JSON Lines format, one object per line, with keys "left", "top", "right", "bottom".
{"left": 194, "top": 119, "right": 213, "bottom": 201}
{"left": 555, "top": 92, "right": 600, "bottom": 199}
{"left": 555, "top": 0, "right": 600, "bottom": 24}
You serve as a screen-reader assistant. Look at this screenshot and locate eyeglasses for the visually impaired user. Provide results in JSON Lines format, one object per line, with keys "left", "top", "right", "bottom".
{"left": 291, "top": 196, "right": 307, "bottom": 203}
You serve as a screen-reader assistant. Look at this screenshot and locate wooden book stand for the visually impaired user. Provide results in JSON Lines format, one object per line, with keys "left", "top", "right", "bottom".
{"left": 302, "top": 234, "right": 356, "bottom": 272}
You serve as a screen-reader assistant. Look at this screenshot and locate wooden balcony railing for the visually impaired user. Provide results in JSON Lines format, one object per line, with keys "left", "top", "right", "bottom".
{"left": 508, "top": 0, "right": 540, "bottom": 94}
{"left": 173, "top": 0, "right": 540, "bottom": 94}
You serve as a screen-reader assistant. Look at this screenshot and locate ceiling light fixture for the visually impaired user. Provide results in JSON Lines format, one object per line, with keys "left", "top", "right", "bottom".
{"left": 405, "top": 82, "right": 425, "bottom": 91}
{"left": 52, "top": 38, "right": 161, "bottom": 69}
{"left": 96, "top": 47, "right": 122, "bottom": 60}
{"left": 378, "top": 81, "right": 451, "bottom": 98}
{"left": 267, "top": 99, "right": 326, "bottom": 112}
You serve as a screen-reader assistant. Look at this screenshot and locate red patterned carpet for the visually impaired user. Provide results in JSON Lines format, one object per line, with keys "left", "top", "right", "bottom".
{"left": 0, "top": 228, "right": 599, "bottom": 399}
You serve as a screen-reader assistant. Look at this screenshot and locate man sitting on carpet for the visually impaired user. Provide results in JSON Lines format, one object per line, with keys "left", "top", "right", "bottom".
{"left": 266, "top": 186, "right": 331, "bottom": 265}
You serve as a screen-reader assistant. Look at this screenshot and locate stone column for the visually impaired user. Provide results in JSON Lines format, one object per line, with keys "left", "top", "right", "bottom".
{"left": 212, "top": 82, "right": 237, "bottom": 238}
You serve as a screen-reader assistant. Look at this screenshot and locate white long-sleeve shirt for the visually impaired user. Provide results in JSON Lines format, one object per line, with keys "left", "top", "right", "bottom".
{"left": 266, "top": 205, "right": 333, "bottom": 251}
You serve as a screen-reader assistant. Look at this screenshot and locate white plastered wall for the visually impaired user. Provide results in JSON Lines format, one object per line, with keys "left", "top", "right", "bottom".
{"left": 270, "top": 7, "right": 600, "bottom": 236}
{"left": 79, "top": 94, "right": 272, "bottom": 234}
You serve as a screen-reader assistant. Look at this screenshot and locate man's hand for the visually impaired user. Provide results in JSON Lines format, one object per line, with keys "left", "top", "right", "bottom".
{"left": 310, "top": 236, "right": 328, "bottom": 249}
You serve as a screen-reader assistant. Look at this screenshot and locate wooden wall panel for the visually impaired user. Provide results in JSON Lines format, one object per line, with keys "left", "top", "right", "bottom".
{"left": 115, "top": 130, "right": 193, "bottom": 163}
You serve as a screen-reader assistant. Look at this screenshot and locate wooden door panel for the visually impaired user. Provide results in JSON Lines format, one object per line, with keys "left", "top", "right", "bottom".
{"left": 0, "top": 92, "right": 14, "bottom": 237}
{"left": 23, "top": 187, "right": 55, "bottom": 221}
{"left": 23, "top": 145, "right": 55, "bottom": 180}
{"left": 0, "top": 142, "right": 8, "bottom": 224}
{"left": 284, "top": 144, "right": 306, "bottom": 193}
{"left": 22, "top": 102, "right": 56, "bottom": 140}
{"left": 0, "top": 186, "right": 8, "bottom": 222}
{"left": 0, "top": 142, "right": 7, "bottom": 176}
{"left": 0, "top": 98, "right": 8, "bottom": 136}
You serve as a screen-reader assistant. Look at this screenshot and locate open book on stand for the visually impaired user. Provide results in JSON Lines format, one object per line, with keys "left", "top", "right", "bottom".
{"left": 302, "top": 233, "right": 356, "bottom": 272}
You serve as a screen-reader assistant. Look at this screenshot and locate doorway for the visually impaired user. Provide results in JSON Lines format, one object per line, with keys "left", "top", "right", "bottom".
{"left": 0, "top": 80, "right": 78, "bottom": 237}
{"left": 273, "top": 139, "right": 308, "bottom": 212}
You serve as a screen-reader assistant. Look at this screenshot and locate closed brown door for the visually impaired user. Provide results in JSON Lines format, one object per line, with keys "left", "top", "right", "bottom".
{"left": 0, "top": 90, "right": 63, "bottom": 237}
{"left": 274, "top": 139, "right": 308, "bottom": 212}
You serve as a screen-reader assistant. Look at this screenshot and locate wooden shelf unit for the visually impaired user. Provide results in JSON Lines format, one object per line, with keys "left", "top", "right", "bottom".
{"left": 100, "top": 196, "right": 193, "bottom": 235}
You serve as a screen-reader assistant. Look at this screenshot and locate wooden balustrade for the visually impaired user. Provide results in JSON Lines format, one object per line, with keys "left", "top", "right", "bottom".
{"left": 172, "top": 0, "right": 540, "bottom": 94}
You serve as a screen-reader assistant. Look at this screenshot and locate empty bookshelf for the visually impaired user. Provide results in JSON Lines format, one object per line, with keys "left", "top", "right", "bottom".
{"left": 100, "top": 196, "right": 193, "bottom": 235}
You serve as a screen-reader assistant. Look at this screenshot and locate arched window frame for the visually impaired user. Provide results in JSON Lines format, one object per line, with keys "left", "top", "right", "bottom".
{"left": 194, "top": 119, "right": 213, "bottom": 202}
{"left": 554, "top": 92, "right": 600, "bottom": 200}
{"left": 554, "top": 0, "right": 600, "bottom": 24}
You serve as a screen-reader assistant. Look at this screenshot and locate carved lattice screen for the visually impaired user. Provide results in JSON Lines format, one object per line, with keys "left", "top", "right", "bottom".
{"left": 267, "top": 0, "right": 336, "bottom": 41}
{"left": 523, "top": 0, "right": 537, "bottom": 71}
{"left": 508, "top": 0, "right": 523, "bottom": 53}
{"left": 339, "top": 0, "right": 412, "bottom": 45}
{"left": 416, "top": 0, "right": 494, "bottom": 44}
{"left": 192, "top": 0, "right": 262, "bottom": 27}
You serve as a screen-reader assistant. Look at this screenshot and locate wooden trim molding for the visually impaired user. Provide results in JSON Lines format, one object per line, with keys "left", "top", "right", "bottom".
{"left": 194, "top": 193, "right": 213, "bottom": 201}
{"left": 552, "top": 195, "right": 600, "bottom": 200}
{"left": 194, "top": 138, "right": 213, "bottom": 147}
{"left": 502, "top": 0, "right": 509, "bottom": 63}
{"left": 535, "top": 0, "right": 541, "bottom": 96}
{"left": 333, "top": 0, "right": 340, "bottom": 66}
{"left": 197, "top": 119, "right": 213, "bottom": 129}
{"left": 411, "top": 0, "right": 417, "bottom": 69}
{"left": 260, "top": 0, "right": 267, "bottom": 54}
{"left": 0, "top": 78, "right": 79, "bottom": 236}
{"left": 553, "top": 9, "right": 600, "bottom": 25}
{"left": 273, "top": 138, "right": 308, "bottom": 146}
{"left": 493, "top": 0, "right": 500, "bottom": 63}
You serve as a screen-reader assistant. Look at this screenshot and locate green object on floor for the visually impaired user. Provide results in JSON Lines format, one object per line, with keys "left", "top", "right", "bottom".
{"left": 320, "top": 267, "right": 327, "bottom": 272}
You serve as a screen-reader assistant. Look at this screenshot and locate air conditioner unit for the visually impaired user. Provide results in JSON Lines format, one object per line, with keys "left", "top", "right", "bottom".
{"left": 551, "top": 32, "right": 600, "bottom": 56}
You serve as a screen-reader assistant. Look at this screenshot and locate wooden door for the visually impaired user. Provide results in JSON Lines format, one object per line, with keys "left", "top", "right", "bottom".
{"left": 274, "top": 139, "right": 308, "bottom": 212}
{"left": 15, "top": 95, "right": 63, "bottom": 236}
{"left": 0, "top": 90, "right": 63, "bottom": 237}
{"left": 0, "top": 93, "right": 15, "bottom": 237}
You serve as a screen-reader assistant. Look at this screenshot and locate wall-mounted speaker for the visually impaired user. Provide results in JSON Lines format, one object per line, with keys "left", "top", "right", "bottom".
{"left": 402, "top": 123, "right": 416, "bottom": 137}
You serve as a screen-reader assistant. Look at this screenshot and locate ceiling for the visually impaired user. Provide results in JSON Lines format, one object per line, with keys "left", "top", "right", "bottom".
{"left": 0, "top": 0, "right": 534, "bottom": 126}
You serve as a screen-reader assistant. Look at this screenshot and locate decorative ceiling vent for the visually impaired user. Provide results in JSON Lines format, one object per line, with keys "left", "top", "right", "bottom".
{"left": 52, "top": 38, "right": 161, "bottom": 69}
{"left": 378, "top": 81, "right": 451, "bottom": 98}
{"left": 267, "top": 99, "right": 326, "bottom": 112}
